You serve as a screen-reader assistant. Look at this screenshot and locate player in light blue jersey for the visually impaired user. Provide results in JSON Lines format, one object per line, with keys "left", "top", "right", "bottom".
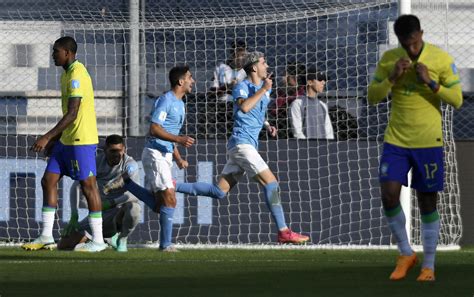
{"left": 176, "top": 52, "right": 309, "bottom": 244}
{"left": 105, "top": 53, "right": 309, "bottom": 244}
{"left": 104, "top": 65, "right": 195, "bottom": 252}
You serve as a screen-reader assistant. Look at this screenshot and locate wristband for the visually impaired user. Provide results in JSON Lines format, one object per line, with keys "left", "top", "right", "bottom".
{"left": 428, "top": 80, "right": 439, "bottom": 92}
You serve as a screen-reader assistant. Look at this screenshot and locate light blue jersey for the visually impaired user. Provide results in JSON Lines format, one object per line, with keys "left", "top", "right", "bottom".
{"left": 145, "top": 91, "right": 185, "bottom": 153}
{"left": 229, "top": 79, "right": 271, "bottom": 149}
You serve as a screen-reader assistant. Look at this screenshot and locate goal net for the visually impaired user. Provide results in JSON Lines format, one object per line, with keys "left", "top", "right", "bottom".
{"left": 0, "top": 0, "right": 462, "bottom": 249}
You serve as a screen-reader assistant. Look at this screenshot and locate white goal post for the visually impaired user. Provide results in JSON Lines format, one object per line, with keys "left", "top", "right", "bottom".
{"left": 0, "top": 0, "right": 463, "bottom": 250}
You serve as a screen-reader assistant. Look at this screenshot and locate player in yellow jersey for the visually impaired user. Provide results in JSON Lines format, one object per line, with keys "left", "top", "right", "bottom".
{"left": 22, "top": 36, "right": 106, "bottom": 252}
{"left": 368, "top": 15, "right": 462, "bottom": 282}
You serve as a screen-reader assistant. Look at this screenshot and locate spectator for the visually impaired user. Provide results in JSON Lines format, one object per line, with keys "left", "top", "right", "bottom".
{"left": 289, "top": 68, "right": 334, "bottom": 139}
{"left": 270, "top": 63, "right": 306, "bottom": 117}
{"left": 211, "top": 40, "right": 247, "bottom": 102}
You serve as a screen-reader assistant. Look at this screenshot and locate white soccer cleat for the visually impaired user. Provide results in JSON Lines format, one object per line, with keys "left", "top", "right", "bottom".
{"left": 74, "top": 241, "right": 107, "bottom": 252}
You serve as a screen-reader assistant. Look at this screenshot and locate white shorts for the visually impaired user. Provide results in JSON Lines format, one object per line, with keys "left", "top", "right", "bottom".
{"left": 141, "top": 147, "right": 174, "bottom": 192}
{"left": 221, "top": 144, "right": 269, "bottom": 179}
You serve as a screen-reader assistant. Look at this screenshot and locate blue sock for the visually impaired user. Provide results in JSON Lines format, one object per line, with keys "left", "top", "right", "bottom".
{"left": 384, "top": 204, "right": 413, "bottom": 256}
{"left": 176, "top": 182, "right": 226, "bottom": 199}
{"left": 124, "top": 180, "right": 157, "bottom": 210}
{"left": 159, "top": 206, "right": 175, "bottom": 249}
{"left": 421, "top": 211, "right": 440, "bottom": 270}
{"left": 263, "top": 182, "right": 287, "bottom": 230}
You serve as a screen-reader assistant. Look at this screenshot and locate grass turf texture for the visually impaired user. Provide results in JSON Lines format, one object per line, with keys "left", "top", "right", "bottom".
{"left": 0, "top": 247, "right": 473, "bottom": 297}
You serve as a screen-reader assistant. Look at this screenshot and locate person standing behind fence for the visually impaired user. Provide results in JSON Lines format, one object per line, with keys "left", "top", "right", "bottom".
{"left": 289, "top": 68, "right": 334, "bottom": 140}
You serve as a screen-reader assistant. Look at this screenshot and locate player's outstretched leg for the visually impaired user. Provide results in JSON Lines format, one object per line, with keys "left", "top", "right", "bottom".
{"left": 176, "top": 182, "right": 226, "bottom": 199}
{"left": 104, "top": 172, "right": 159, "bottom": 211}
{"left": 22, "top": 206, "right": 56, "bottom": 251}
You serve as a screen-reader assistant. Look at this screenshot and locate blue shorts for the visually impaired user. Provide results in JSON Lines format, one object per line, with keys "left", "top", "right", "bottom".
{"left": 45, "top": 142, "right": 97, "bottom": 181}
{"left": 379, "top": 142, "right": 444, "bottom": 192}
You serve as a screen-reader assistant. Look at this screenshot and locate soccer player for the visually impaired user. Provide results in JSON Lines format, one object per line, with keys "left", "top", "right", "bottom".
{"left": 58, "top": 134, "right": 141, "bottom": 252}
{"left": 368, "top": 15, "right": 463, "bottom": 281}
{"left": 22, "top": 36, "right": 106, "bottom": 252}
{"left": 105, "top": 53, "right": 309, "bottom": 244}
{"left": 174, "top": 51, "right": 309, "bottom": 244}
{"left": 106, "top": 65, "right": 195, "bottom": 252}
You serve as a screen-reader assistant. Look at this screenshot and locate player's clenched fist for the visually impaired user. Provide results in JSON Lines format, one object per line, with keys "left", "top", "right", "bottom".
{"left": 389, "top": 57, "right": 411, "bottom": 83}
{"left": 177, "top": 135, "right": 195, "bottom": 147}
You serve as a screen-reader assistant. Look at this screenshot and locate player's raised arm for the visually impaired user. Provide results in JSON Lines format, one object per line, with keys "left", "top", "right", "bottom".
{"left": 233, "top": 52, "right": 272, "bottom": 113}
{"left": 415, "top": 58, "right": 463, "bottom": 109}
{"left": 368, "top": 55, "right": 411, "bottom": 105}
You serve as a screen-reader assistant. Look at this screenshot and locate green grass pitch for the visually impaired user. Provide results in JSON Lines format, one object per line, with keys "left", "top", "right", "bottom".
{"left": 0, "top": 247, "right": 473, "bottom": 297}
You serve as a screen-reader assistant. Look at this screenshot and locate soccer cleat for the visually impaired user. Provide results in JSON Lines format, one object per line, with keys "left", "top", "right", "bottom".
{"left": 160, "top": 245, "right": 179, "bottom": 253}
{"left": 277, "top": 229, "right": 310, "bottom": 244}
{"left": 416, "top": 268, "right": 435, "bottom": 282}
{"left": 103, "top": 174, "right": 125, "bottom": 195}
{"left": 389, "top": 252, "right": 418, "bottom": 280}
{"left": 109, "top": 233, "right": 119, "bottom": 249}
{"left": 21, "top": 235, "right": 55, "bottom": 251}
{"left": 109, "top": 233, "right": 128, "bottom": 252}
{"left": 74, "top": 241, "right": 107, "bottom": 252}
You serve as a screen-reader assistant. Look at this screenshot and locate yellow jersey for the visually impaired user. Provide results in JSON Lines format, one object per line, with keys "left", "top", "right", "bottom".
{"left": 60, "top": 60, "right": 98, "bottom": 145}
{"left": 368, "top": 43, "right": 462, "bottom": 148}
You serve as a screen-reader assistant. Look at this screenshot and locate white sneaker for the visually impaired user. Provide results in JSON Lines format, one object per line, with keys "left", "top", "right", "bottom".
{"left": 74, "top": 241, "right": 107, "bottom": 252}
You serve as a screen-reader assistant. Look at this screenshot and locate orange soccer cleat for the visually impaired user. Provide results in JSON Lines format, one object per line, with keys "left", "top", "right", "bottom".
{"left": 389, "top": 252, "right": 418, "bottom": 280}
{"left": 416, "top": 268, "right": 435, "bottom": 282}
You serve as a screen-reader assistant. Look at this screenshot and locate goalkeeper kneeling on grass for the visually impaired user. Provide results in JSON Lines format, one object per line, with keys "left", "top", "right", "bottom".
{"left": 59, "top": 135, "right": 141, "bottom": 252}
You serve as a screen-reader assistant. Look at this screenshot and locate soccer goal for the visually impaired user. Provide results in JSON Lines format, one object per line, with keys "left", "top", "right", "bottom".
{"left": 0, "top": 0, "right": 463, "bottom": 250}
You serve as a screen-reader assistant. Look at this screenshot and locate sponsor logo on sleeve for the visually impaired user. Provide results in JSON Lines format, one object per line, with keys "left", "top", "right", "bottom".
{"left": 159, "top": 111, "right": 167, "bottom": 122}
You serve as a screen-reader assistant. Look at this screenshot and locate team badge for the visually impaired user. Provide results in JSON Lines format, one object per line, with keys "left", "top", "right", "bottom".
{"left": 451, "top": 63, "right": 457, "bottom": 74}
{"left": 71, "top": 79, "right": 80, "bottom": 89}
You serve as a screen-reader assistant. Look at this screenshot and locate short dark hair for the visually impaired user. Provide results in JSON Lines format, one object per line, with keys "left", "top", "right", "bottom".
{"left": 54, "top": 36, "right": 77, "bottom": 53}
{"left": 105, "top": 134, "right": 124, "bottom": 146}
{"left": 169, "top": 65, "right": 190, "bottom": 88}
{"left": 394, "top": 14, "right": 421, "bottom": 40}
{"left": 286, "top": 63, "right": 306, "bottom": 85}
{"left": 231, "top": 39, "right": 247, "bottom": 51}
{"left": 303, "top": 67, "right": 327, "bottom": 85}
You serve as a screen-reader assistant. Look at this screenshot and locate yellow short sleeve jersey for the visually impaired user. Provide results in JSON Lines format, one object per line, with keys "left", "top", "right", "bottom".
{"left": 368, "top": 43, "right": 462, "bottom": 148}
{"left": 60, "top": 60, "right": 98, "bottom": 145}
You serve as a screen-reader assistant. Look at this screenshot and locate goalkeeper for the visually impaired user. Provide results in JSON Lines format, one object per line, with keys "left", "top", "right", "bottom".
{"left": 368, "top": 14, "right": 462, "bottom": 282}
{"left": 59, "top": 134, "right": 141, "bottom": 252}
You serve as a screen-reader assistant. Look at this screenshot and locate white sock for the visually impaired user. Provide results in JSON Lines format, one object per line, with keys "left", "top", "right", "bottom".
{"left": 40, "top": 207, "right": 56, "bottom": 238}
{"left": 88, "top": 213, "right": 104, "bottom": 244}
